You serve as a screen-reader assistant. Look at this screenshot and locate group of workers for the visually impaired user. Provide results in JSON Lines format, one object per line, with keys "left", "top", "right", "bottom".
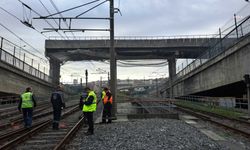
{"left": 18, "top": 85, "right": 113, "bottom": 136}
{"left": 78, "top": 86, "right": 113, "bottom": 135}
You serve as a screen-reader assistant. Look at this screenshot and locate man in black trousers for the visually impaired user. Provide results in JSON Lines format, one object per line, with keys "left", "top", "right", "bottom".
{"left": 102, "top": 87, "right": 113, "bottom": 124}
{"left": 82, "top": 87, "right": 97, "bottom": 135}
{"left": 51, "top": 85, "right": 65, "bottom": 130}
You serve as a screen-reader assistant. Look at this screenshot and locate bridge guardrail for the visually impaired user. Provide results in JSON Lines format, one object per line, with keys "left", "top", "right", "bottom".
{"left": 176, "top": 95, "right": 248, "bottom": 113}
{"left": 0, "top": 37, "right": 52, "bottom": 83}
{"left": 48, "top": 34, "right": 218, "bottom": 40}
{"left": 0, "top": 96, "right": 19, "bottom": 105}
{"left": 176, "top": 15, "right": 250, "bottom": 78}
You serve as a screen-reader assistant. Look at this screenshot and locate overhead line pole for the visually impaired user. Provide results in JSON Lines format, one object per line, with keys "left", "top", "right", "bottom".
{"left": 109, "top": 0, "right": 117, "bottom": 119}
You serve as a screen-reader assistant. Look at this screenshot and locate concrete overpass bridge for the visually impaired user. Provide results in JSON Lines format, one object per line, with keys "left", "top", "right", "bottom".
{"left": 45, "top": 35, "right": 217, "bottom": 62}
{"left": 45, "top": 35, "right": 219, "bottom": 85}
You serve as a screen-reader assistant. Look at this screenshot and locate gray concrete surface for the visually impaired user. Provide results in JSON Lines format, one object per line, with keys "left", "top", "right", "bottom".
{"left": 0, "top": 60, "right": 54, "bottom": 98}
{"left": 172, "top": 34, "right": 250, "bottom": 97}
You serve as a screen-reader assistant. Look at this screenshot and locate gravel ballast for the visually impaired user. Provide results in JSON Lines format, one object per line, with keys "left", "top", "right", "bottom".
{"left": 77, "top": 119, "right": 222, "bottom": 150}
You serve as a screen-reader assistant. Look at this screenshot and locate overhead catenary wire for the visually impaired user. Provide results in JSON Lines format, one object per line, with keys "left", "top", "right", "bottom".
{"left": 38, "top": 0, "right": 69, "bottom": 39}
{"left": 42, "top": 0, "right": 101, "bottom": 18}
{"left": 76, "top": 0, "right": 108, "bottom": 18}
{"left": 0, "top": 6, "right": 48, "bottom": 39}
{"left": 117, "top": 60, "right": 168, "bottom": 67}
{"left": 18, "top": 0, "right": 66, "bottom": 40}
{"left": 49, "top": 0, "right": 75, "bottom": 39}
{"left": 102, "top": 60, "right": 169, "bottom": 67}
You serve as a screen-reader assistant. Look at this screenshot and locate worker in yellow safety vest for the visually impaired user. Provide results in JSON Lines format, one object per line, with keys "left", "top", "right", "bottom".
{"left": 18, "top": 87, "right": 36, "bottom": 128}
{"left": 82, "top": 87, "right": 97, "bottom": 135}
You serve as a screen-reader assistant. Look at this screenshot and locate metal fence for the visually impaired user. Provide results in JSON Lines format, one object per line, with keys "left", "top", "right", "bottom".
{"left": 0, "top": 37, "right": 52, "bottom": 83}
{"left": 176, "top": 15, "right": 250, "bottom": 78}
{"left": 49, "top": 34, "right": 218, "bottom": 40}
{"left": 0, "top": 96, "right": 19, "bottom": 105}
{"left": 176, "top": 95, "right": 248, "bottom": 112}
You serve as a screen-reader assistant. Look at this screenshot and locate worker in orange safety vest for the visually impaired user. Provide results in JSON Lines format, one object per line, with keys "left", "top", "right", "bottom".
{"left": 101, "top": 87, "right": 113, "bottom": 123}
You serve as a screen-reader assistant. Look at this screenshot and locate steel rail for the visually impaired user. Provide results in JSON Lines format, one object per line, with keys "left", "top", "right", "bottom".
{"left": 176, "top": 106, "right": 250, "bottom": 138}
{"left": 0, "top": 106, "right": 79, "bottom": 150}
{"left": 53, "top": 115, "right": 85, "bottom": 150}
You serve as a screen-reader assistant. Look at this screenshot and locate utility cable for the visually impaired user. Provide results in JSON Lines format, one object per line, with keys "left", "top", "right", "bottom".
{"left": 49, "top": 0, "right": 75, "bottom": 39}
{"left": 38, "top": 0, "right": 59, "bottom": 27}
{"left": 102, "top": 60, "right": 168, "bottom": 67}
{"left": 76, "top": 0, "right": 108, "bottom": 18}
{"left": 38, "top": 0, "right": 69, "bottom": 39}
{"left": 18, "top": 0, "right": 66, "bottom": 39}
{"left": 43, "top": 0, "right": 101, "bottom": 18}
{"left": 117, "top": 60, "right": 168, "bottom": 67}
{"left": 0, "top": 6, "right": 48, "bottom": 39}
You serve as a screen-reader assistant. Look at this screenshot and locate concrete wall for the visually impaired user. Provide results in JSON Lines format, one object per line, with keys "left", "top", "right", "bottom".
{"left": 0, "top": 60, "right": 54, "bottom": 99}
{"left": 173, "top": 35, "right": 250, "bottom": 97}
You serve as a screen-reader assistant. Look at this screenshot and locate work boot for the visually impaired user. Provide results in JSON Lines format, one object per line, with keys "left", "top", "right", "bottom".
{"left": 85, "top": 131, "right": 94, "bottom": 136}
{"left": 53, "top": 122, "right": 59, "bottom": 130}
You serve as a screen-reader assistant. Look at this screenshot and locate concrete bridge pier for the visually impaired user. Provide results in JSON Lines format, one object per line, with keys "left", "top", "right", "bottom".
{"left": 49, "top": 58, "right": 60, "bottom": 86}
{"left": 168, "top": 55, "right": 176, "bottom": 98}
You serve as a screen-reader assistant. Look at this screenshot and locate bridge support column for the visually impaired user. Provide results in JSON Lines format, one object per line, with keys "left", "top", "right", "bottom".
{"left": 49, "top": 59, "right": 60, "bottom": 86}
{"left": 168, "top": 56, "right": 176, "bottom": 98}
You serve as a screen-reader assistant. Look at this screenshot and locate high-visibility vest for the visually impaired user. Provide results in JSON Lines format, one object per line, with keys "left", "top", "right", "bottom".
{"left": 83, "top": 91, "right": 97, "bottom": 112}
{"left": 21, "top": 92, "right": 33, "bottom": 108}
{"left": 102, "top": 91, "right": 106, "bottom": 100}
{"left": 103, "top": 91, "right": 113, "bottom": 104}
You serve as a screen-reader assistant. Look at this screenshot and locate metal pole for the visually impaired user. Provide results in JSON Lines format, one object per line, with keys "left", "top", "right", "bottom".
{"left": 31, "top": 59, "right": 34, "bottom": 74}
{"left": 240, "top": 25, "right": 244, "bottom": 37}
{"left": 109, "top": 0, "right": 117, "bottom": 118}
{"left": 38, "top": 63, "right": 40, "bottom": 78}
{"left": 23, "top": 53, "right": 25, "bottom": 70}
{"left": 80, "top": 78, "right": 83, "bottom": 87}
{"left": 219, "top": 28, "right": 223, "bottom": 53}
{"left": 31, "top": 59, "right": 34, "bottom": 67}
{"left": 100, "top": 76, "right": 103, "bottom": 88}
{"left": 156, "top": 78, "right": 158, "bottom": 97}
{"left": 44, "top": 67, "right": 46, "bottom": 80}
{"left": 0, "top": 37, "right": 3, "bottom": 49}
{"left": 244, "top": 74, "right": 250, "bottom": 116}
{"left": 13, "top": 47, "right": 16, "bottom": 65}
{"left": 0, "top": 37, "right": 3, "bottom": 60}
{"left": 108, "top": 72, "right": 110, "bottom": 86}
{"left": 247, "top": 83, "right": 250, "bottom": 115}
{"left": 234, "top": 14, "right": 239, "bottom": 39}
{"left": 85, "top": 69, "right": 88, "bottom": 87}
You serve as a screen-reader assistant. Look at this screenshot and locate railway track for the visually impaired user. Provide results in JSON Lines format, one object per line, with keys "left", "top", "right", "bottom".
{"left": 0, "top": 102, "right": 78, "bottom": 135}
{"left": 175, "top": 105, "right": 250, "bottom": 138}
{"left": 132, "top": 97, "right": 250, "bottom": 139}
{"left": 0, "top": 105, "right": 84, "bottom": 150}
{"left": 0, "top": 102, "right": 49, "bottom": 119}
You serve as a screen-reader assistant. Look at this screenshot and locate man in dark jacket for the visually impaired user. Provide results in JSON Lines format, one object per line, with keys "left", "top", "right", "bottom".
{"left": 51, "top": 85, "right": 65, "bottom": 130}
{"left": 18, "top": 87, "right": 36, "bottom": 128}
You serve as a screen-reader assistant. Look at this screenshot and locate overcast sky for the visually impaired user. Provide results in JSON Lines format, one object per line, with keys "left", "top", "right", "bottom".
{"left": 0, "top": 0, "right": 249, "bottom": 83}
